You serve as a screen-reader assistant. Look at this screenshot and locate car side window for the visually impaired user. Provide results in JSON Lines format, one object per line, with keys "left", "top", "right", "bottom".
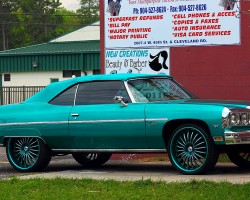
{"left": 75, "top": 81, "right": 131, "bottom": 105}
{"left": 50, "top": 85, "right": 77, "bottom": 105}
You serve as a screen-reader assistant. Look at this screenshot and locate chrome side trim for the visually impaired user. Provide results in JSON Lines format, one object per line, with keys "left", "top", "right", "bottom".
{"left": 70, "top": 118, "right": 168, "bottom": 124}
{"left": 224, "top": 131, "right": 250, "bottom": 145}
{"left": 73, "top": 84, "right": 79, "bottom": 106}
{"left": 146, "top": 118, "right": 168, "bottom": 121}
{"left": 0, "top": 121, "right": 68, "bottom": 127}
{"left": 52, "top": 149, "right": 167, "bottom": 153}
{"left": 70, "top": 119, "right": 145, "bottom": 124}
{"left": 0, "top": 118, "right": 168, "bottom": 127}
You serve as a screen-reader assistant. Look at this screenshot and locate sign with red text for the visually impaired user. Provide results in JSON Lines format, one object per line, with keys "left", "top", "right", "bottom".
{"left": 104, "top": 0, "right": 240, "bottom": 48}
{"left": 105, "top": 48, "right": 170, "bottom": 74}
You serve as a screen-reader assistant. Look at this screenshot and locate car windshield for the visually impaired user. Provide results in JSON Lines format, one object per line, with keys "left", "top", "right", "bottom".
{"left": 127, "top": 78, "right": 196, "bottom": 102}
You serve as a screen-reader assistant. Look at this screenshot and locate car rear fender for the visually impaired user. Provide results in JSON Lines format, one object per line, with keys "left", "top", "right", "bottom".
{"left": 2, "top": 128, "right": 44, "bottom": 146}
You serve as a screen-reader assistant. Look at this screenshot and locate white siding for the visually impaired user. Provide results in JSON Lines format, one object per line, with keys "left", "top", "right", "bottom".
{"left": 2, "top": 71, "right": 93, "bottom": 87}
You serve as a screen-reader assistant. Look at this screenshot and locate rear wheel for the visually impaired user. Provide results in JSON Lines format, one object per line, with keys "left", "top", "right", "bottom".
{"left": 72, "top": 153, "right": 112, "bottom": 167}
{"left": 167, "top": 124, "right": 218, "bottom": 175}
{"left": 6, "top": 137, "right": 51, "bottom": 172}
{"left": 227, "top": 152, "right": 250, "bottom": 168}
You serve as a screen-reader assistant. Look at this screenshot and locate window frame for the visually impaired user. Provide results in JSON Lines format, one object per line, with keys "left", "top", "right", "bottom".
{"left": 63, "top": 70, "right": 81, "bottom": 78}
{"left": 4, "top": 74, "right": 11, "bottom": 82}
{"left": 49, "top": 80, "right": 132, "bottom": 106}
{"left": 74, "top": 80, "right": 132, "bottom": 105}
{"left": 126, "top": 77, "right": 196, "bottom": 103}
{"left": 49, "top": 84, "right": 78, "bottom": 106}
{"left": 50, "top": 78, "right": 59, "bottom": 83}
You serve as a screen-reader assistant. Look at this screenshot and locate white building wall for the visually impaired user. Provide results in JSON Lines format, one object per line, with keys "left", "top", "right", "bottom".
{"left": 2, "top": 71, "right": 93, "bottom": 87}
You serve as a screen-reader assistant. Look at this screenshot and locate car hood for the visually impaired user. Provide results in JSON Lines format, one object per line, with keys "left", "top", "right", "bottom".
{"left": 154, "top": 99, "right": 250, "bottom": 109}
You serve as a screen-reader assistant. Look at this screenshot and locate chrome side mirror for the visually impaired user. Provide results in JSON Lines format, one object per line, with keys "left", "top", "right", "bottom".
{"left": 114, "top": 96, "right": 128, "bottom": 107}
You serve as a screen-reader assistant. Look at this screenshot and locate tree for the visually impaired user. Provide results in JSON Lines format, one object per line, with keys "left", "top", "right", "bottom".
{"left": 0, "top": 1, "right": 85, "bottom": 50}
{"left": 53, "top": 7, "right": 82, "bottom": 37}
{"left": 16, "top": 0, "right": 63, "bottom": 45}
{"left": 0, "top": 0, "right": 18, "bottom": 50}
{"left": 77, "top": 0, "right": 99, "bottom": 25}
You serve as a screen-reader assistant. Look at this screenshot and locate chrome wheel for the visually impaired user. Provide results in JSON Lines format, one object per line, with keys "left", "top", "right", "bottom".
{"left": 227, "top": 152, "right": 250, "bottom": 168}
{"left": 84, "top": 153, "right": 100, "bottom": 160}
{"left": 72, "top": 152, "right": 112, "bottom": 167}
{"left": 239, "top": 153, "right": 250, "bottom": 162}
{"left": 168, "top": 124, "right": 218, "bottom": 175}
{"left": 7, "top": 138, "right": 40, "bottom": 170}
{"left": 7, "top": 137, "right": 51, "bottom": 172}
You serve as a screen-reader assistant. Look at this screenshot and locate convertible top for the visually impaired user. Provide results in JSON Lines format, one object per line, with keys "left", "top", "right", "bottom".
{"left": 24, "top": 74, "right": 171, "bottom": 103}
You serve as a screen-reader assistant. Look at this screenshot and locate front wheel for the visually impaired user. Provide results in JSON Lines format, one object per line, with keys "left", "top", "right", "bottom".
{"left": 72, "top": 153, "right": 112, "bottom": 167}
{"left": 227, "top": 152, "right": 250, "bottom": 168}
{"left": 6, "top": 137, "right": 52, "bottom": 172}
{"left": 167, "top": 124, "right": 218, "bottom": 175}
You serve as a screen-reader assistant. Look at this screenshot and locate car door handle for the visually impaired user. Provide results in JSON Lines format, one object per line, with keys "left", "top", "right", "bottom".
{"left": 71, "top": 113, "right": 79, "bottom": 117}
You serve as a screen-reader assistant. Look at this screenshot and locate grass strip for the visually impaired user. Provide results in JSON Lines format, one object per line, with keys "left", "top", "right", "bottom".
{"left": 0, "top": 178, "right": 249, "bottom": 200}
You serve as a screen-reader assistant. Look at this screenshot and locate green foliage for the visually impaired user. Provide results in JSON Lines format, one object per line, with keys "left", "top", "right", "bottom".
{"left": 0, "top": 178, "right": 249, "bottom": 200}
{"left": 10, "top": 0, "right": 64, "bottom": 47}
{"left": 53, "top": 7, "right": 82, "bottom": 37}
{"left": 0, "top": 0, "right": 93, "bottom": 51}
{"left": 77, "top": 0, "right": 99, "bottom": 26}
{"left": 0, "top": 0, "right": 18, "bottom": 50}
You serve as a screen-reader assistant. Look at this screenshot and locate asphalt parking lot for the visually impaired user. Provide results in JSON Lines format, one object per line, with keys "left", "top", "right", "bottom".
{"left": 1, "top": 147, "right": 250, "bottom": 183}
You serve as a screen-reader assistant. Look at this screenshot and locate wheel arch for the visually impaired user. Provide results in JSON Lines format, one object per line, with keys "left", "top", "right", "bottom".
{"left": 3, "top": 136, "right": 47, "bottom": 147}
{"left": 162, "top": 119, "right": 212, "bottom": 149}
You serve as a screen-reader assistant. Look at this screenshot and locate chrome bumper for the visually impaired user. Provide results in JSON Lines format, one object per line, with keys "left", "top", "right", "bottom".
{"left": 225, "top": 131, "right": 250, "bottom": 145}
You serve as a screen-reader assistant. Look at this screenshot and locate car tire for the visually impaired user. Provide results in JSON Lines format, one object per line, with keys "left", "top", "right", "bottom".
{"left": 72, "top": 153, "right": 112, "bottom": 167}
{"left": 6, "top": 137, "right": 52, "bottom": 172}
{"left": 227, "top": 152, "right": 250, "bottom": 168}
{"left": 167, "top": 124, "right": 219, "bottom": 175}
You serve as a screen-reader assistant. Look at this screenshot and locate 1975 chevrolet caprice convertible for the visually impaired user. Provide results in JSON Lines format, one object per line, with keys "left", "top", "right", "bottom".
{"left": 0, "top": 74, "right": 249, "bottom": 175}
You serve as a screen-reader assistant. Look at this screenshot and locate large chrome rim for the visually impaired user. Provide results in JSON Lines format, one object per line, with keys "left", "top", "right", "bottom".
{"left": 170, "top": 127, "right": 208, "bottom": 172}
{"left": 84, "top": 153, "right": 100, "bottom": 160}
{"left": 7, "top": 138, "right": 40, "bottom": 170}
{"left": 239, "top": 153, "right": 250, "bottom": 162}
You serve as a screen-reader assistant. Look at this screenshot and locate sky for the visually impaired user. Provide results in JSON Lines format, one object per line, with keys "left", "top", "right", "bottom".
{"left": 60, "top": 0, "right": 81, "bottom": 11}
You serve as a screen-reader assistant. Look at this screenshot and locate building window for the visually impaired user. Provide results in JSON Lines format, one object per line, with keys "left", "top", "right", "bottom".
{"left": 4, "top": 74, "right": 11, "bottom": 81}
{"left": 63, "top": 70, "right": 81, "bottom": 78}
{"left": 50, "top": 78, "right": 59, "bottom": 83}
{"left": 93, "top": 70, "right": 101, "bottom": 75}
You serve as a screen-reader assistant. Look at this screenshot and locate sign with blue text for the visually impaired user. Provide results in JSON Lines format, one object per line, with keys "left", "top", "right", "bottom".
{"left": 104, "top": 0, "right": 240, "bottom": 48}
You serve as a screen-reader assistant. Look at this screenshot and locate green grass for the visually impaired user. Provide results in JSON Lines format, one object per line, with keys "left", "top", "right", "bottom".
{"left": 218, "top": 154, "right": 231, "bottom": 162}
{"left": 0, "top": 178, "right": 249, "bottom": 200}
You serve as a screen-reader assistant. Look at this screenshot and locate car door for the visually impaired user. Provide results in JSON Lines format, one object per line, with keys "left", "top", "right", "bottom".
{"left": 41, "top": 85, "right": 78, "bottom": 149}
{"left": 68, "top": 81, "right": 148, "bottom": 150}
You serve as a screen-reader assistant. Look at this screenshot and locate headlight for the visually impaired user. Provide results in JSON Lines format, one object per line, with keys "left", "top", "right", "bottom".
{"left": 230, "top": 113, "right": 241, "bottom": 126}
{"left": 241, "top": 113, "right": 249, "bottom": 125}
{"left": 222, "top": 108, "right": 250, "bottom": 128}
{"left": 229, "top": 113, "right": 250, "bottom": 126}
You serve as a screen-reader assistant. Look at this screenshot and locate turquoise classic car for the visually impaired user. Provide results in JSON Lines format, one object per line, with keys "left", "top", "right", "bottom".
{"left": 0, "top": 74, "right": 249, "bottom": 175}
